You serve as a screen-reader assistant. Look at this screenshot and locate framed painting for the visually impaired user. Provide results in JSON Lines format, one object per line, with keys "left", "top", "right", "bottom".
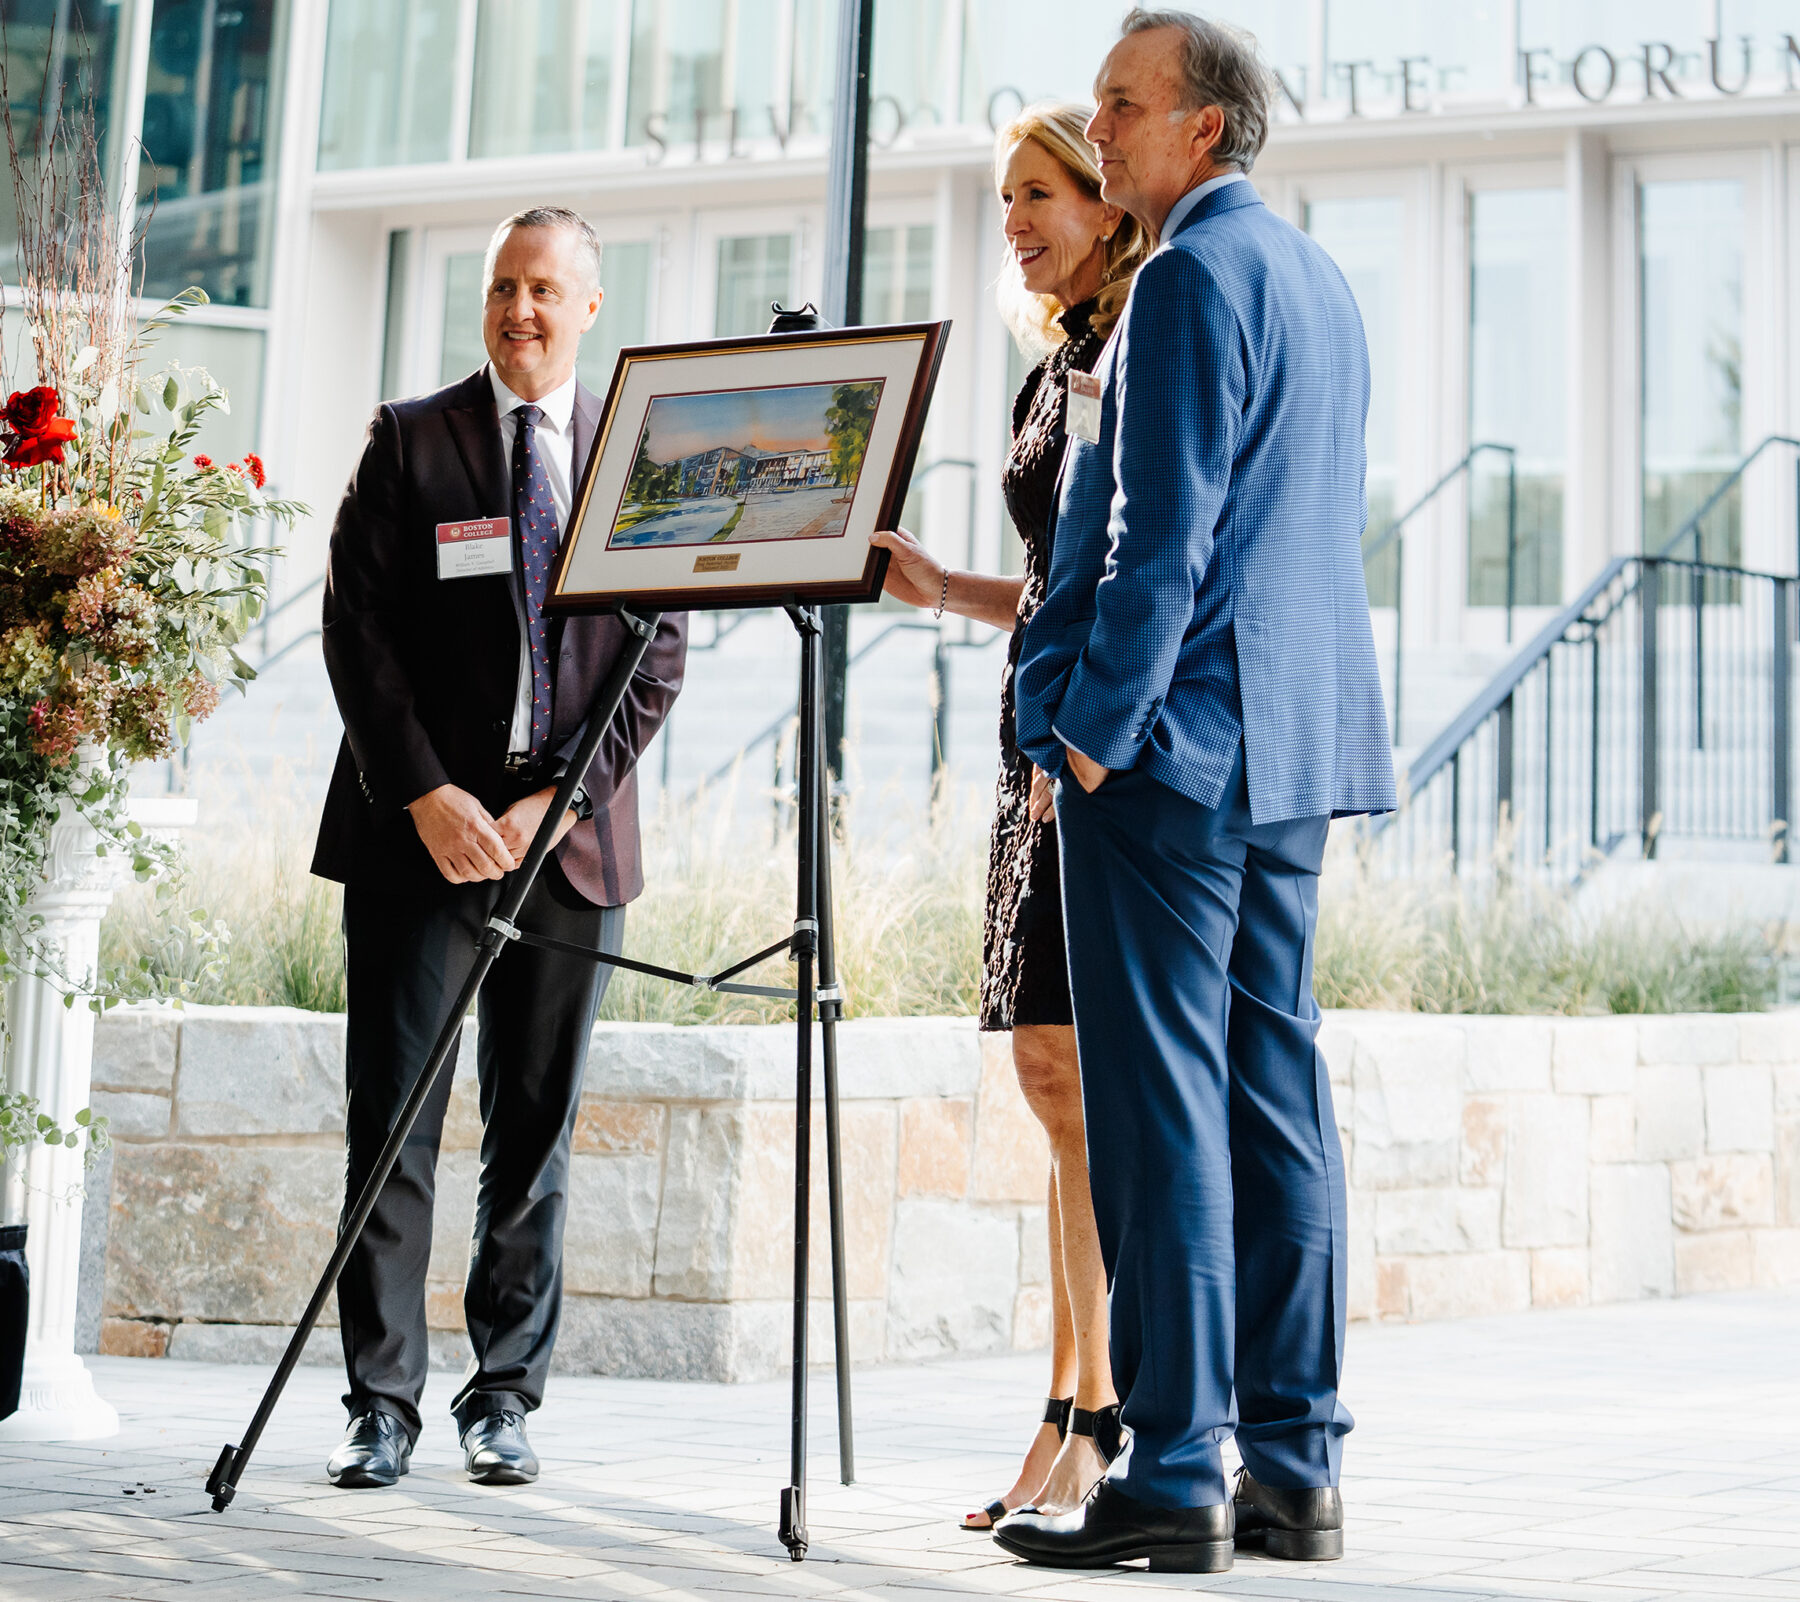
{"left": 546, "top": 320, "right": 951, "bottom": 616}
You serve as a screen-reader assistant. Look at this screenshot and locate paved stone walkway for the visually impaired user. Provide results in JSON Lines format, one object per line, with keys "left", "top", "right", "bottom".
{"left": 2, "top": 1291, "right": 1797, "bottom": 1602}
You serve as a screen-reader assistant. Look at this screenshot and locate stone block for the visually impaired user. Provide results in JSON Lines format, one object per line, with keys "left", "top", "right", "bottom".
{"left": 98, "top": 1317, "right": 168, "bottom": 1358}
{"left": 88, "top": 1089, "right": 170, "bottom": 1139}
{"left": 1530, "top": 1248, "right": 1589, "bottom": 1308}
{"left": 1375, "top": 1258, "right": 1407, "bottom": 1319}
{"left": 1502, "top": 1094, "right": 1589, "bottom": 1249}
{"left": 1636, "top": 1016, "right": 1737, "bottom": 1066}
{"left": 806, "top": 1295, "right": 888, "bottom": 1373}
{"left": 1737, "top": 1011, "right": 1800, "bottom": 1065}
{"left": 1670, "top": 1153, "right": 1774, "bottom": 1231}
{"left": 1456, "top": 1187, "right": 1502, "bottom": 1251}
{"left": 1779, "top": 1119, "right": 1800, "bottom": 1225}
{"left": 91, "top": 1006, "right": 178, "bottom": 1094}
{"left": 971, "top": 1031, "right": 1050, "bottom": 1203}
{"left": 725, "top": 1102, "right": 896, "bottom": 1303}
{"left": 1589, "top": 1095, "right": 1636, "bottom": 1163}
{"left": 897, "top": 1097, "right": 972, "bottom": 1198}
{"left": 1703, "top": 1065, "right": 1774, "bottom": 1154}
{"left": 1460, "top": 1096, "right": 1506, "bottom": 1188}
{"left": 555, "top": 1296, "right": 771, "bottom": 1383}
{"left": 1752, "top": 1229, "right": 1800, "bottom": 1288}
{"left": 173, "top": 1008, "right": 346, "bottom": 1136}
{"left": 1017, "top": 1204, "right": 1050, "bottom": 1287}
{"left": 1590, "top": 1164, "right": 1673, "bottom": 1303}
{"left": 1012, "top": 1286, "right": 1052, "bottom": 1351}
{"left": 1379, "top": 1251, "right": 1530, "bottom": 1321}
{"left": 1375, "top": 1189, "right": 1456, "bottom": 1255}
{"left": 1463, "top": 1017, "right": 1552, "bottom": 1092}
{"left": 426, "top": 1283, "right": 463, "bottom": 1331}
{"left": 574, "top": 1100, "right": 663, "bottom": 1155}
{"left": 886, "top": 1198, "right": 1019, "bottom": 1359}
{"left": 104, "top": 1144, "right": 343, "bottom": 1324}
{"left": 1551, "top": 1018, "right": 1637, "bottom": 1095}
{"left": 1317, "top": 1017, "right": 1355, "bottom": 1092}
{"left": 425, "top": 1151, "right": 479, "bottom": 1285}
{"left": 440, "top": 1020, "right": 484, "bottom": 1152}
{"left": 1779, "top": 1065, "right": 1800, "bottom": 1117}
{"left": 652, "top": 1106, "right": 745, "bottom": 1301}
{"left": 1345, "top": 1186, "right": 1375, "bottom": 1322}
{"left": 1350, "top": 1021, "right": 1464, "bottom": 1189}
{"left": 165, "top": 1321, "right": 349, "bottom": 1369}
{"left": 1674, "top": 1229, "right": 1753, "bottom": 1294}
{"left": 1634, "top": 1064, "right": 1703, "bottom": 1162}
{"left": 562, "top": 1154, "right": 661, "bottom": 1298}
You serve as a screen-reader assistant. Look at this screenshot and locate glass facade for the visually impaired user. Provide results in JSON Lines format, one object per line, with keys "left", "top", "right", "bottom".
{"left": 862, "top": 224, "right": 933, "bottom": 324}
{"left": 1305, "top": 196, "right": 1404, "bottom": 607}
{"left": 318, "top": 0, "right": 459, "bottom": 170}
{"left": 713, "top": 232, "right": 792, "bottom": 337}
{"left": 624, "top": 0, "right": 787, "bottom": 151}
{"left": 136, "top": 0, "right": 285, "bottom": 307}
{"left": 0, "top": 0, "right": 127, "bottom": 284}
{"left": 1467, "top": 188, "right": 1565, "bottom": 608}
{"left": 1640, "top": 178, "right": 1744, "bottom": 565}
{"left": 1327, "top": 0, "right": 1510, "bottom": 105}
{"left": 472, "top": 0, "right": 624, "bottom": 157}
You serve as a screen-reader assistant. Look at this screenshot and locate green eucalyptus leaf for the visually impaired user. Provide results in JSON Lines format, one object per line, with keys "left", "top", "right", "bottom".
{"left": 162, "top": 374, "right": 180, "bottom": 411}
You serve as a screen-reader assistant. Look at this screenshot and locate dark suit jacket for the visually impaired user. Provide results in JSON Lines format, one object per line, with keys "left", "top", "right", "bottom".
{"left": 311, "top": 367, "right": 689, "bottom": 906}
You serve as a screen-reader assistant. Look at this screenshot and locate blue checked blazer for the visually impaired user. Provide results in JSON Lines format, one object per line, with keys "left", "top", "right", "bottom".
{"left": 1015, "top": 180, "right": 1396, "bottom": 822}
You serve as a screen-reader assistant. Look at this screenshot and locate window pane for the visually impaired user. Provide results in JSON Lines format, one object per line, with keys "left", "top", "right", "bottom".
{"left": 624, "top": 0, "right": 785, "bottom": 150}
{"left": 714, "top": 233, "right": 792, "bottom": 337}
{"left": 862, "top": 224, "right": 933, "bottom": 323}
{"left": 787, "top": 0, "right": 840, "bottom": 141}
{"left": 1519, "top": 1, "right": 1768, "bottom": 95}
{"left": 439, "top": 252, "right": 489, "bottom": 387}
{"left": 318, "top": 0, "right": 458, "bottom": 170}
{"left": 1, "top": 2, "right": 127, "bottom": 283}
{"left": 1467, "top": 188, "right": 1565, "bottom": 607}
{"left": 579, "top": 240, "right": 654, "bottom": 393}
{"left": 471, "top": 0, "right": 621, "bottom": 157}
{"left": 1640, "top": 178, "right": 1743, "bottom": 564}
{"left": 137, "top": 0, "right": 286, "bottom": 308}
{"left": 1305, "top": 196, "right": 1404, "bottom": 606}
{"left": 872, "top": 0, "right": 955, "bottom": 129}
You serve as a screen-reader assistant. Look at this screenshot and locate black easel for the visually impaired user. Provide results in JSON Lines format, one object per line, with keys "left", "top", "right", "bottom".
{"left": 206, "top": 424, "right": 862, "bottom": 1556}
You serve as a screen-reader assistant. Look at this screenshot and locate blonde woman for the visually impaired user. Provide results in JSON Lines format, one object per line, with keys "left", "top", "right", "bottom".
{"left": 872, "top": 102, "right": 1148, "bottom": 1526}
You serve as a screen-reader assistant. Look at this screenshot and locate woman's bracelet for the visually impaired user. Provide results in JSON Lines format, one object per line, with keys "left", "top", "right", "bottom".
{"left": 933, "top": 568, "right": 950, "bottom": 620}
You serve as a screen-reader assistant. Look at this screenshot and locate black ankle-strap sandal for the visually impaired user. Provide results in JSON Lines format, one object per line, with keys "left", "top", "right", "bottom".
{"left": 1069, "top": 1403, "right": 1125, "bottom": 1465}
{"left": 962, "top": 1396, "right": 1073, "bottom": 1530}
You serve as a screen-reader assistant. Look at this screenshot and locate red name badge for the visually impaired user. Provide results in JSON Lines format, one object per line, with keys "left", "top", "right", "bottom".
{"left": 436, "top": 518, "right": 513, "bottom": 579}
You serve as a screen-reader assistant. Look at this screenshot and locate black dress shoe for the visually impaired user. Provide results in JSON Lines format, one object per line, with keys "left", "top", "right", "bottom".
{"left": 461, "top": 1410, "right": 539, "bottom": 1485}
{"left": 1233, "top": 1467, "right": 1344, "bottom": 1560}
{"left": 993, "top": 1480, "right": 1233, "bottom": 1572}
{"left": 326, "top": 1411, "right": 412, "bottom": 1488}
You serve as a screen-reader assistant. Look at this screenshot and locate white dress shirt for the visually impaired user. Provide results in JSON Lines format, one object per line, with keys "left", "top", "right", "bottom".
{"left": 488, "top": 366, "right": 578, "bottom": 758}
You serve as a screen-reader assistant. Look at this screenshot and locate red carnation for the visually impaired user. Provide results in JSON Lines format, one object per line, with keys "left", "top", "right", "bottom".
{"left": 192, "top": 454, "right": 213, "bottom": 469}
{"left": 2, "top": 386, "right": 77, "bottom": 470}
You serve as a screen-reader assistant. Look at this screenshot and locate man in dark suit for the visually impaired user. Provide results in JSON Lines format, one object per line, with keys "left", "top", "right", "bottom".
{"left": 312, "top": 205, "right": 688, "bottom": 1489}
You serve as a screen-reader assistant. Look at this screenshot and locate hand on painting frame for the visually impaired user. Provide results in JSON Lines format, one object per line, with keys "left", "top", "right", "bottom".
{"left": 869, "top": 526, "right": 946, "bottom": 611}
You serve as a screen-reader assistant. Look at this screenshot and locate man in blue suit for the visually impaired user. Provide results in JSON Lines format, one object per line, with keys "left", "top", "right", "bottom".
{"left": 995, "top": 10, "right": 1395, "bottom": 1575}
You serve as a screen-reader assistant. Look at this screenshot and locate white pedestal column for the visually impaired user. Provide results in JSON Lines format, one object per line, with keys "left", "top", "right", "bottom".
{"left": 1, "top": 795, "right": 195, "bottom": 1443}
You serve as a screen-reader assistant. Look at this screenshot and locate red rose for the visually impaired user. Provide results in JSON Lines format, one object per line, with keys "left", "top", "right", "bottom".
{"left": 192, "top": 454, "right": 213, "bottom": 469}
{"left": 1, "top": 386, "right": 78, "bottom": 470}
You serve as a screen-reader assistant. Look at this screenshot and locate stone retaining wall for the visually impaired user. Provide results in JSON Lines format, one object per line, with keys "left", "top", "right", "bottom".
{"left": 79, "top": 1006, "right": 1800, "bottom": 1381}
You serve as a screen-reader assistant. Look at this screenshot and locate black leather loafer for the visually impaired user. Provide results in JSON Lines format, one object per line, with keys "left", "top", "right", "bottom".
{"left": 326, "top": 1410, "right": 412, "bottom": 1488}
{"left": 993, "top": 1480, "right": 1233, "bottom": 1572}
{"left": 1233, "top": 1468, "right": 1344, "bottom": 1560}
{"left": 461, "top": 1410, "right": 539, "bottom": 1485}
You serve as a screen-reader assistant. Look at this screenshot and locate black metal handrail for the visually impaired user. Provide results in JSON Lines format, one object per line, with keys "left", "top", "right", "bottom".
{"left": 1366, "top": 441, "right": 1516, "bottom": 747}
{"left": 1652, "top": 434, "right": 1800, "bottom": 563}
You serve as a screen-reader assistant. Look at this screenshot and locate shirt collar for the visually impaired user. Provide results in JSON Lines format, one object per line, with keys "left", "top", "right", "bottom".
{"left": 1160, "top": 170, "right": 1250, "bottom": 243}
{"left": 488, "top": 366, "right": 577, "bottom": 434}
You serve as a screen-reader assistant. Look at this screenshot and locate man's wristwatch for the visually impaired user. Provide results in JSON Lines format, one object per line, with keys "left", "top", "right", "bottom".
{"left": 568, "top": 782, "right": 595, "bottom": 822}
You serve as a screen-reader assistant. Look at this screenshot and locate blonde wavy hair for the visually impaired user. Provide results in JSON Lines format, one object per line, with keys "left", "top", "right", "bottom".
{"left": 993, "top": 101, "right": 1148, "bottom": 355}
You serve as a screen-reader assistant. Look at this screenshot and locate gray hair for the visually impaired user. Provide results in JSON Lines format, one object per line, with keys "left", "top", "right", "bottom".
{"left": 1120, "top": 8, "right": 1275, "bottom": 173}
{"left": 483, "top": 205, "right": 604, "bottom": 292}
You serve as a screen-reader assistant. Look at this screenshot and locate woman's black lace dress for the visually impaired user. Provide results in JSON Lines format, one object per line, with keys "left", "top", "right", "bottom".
{"left": 979, "top": 299, "right": 1107, "bottom": 1031}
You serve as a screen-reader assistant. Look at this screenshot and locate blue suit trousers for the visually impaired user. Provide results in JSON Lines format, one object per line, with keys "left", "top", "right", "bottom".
{"left": 1057, "top": 751, "right": 1352, "bottom": 1508}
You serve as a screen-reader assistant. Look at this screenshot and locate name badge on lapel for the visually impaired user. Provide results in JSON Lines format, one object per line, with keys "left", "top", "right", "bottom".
{"left": 436, "top": 518, "right": 513, "bottom": 579}
{"left": 1066, "top": 372, "right": 1102, "bottom": 445}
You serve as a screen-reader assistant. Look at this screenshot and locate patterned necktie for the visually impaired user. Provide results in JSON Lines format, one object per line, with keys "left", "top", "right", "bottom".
{"left": 510, "top": 403, "right": 556, "bottom": 760}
